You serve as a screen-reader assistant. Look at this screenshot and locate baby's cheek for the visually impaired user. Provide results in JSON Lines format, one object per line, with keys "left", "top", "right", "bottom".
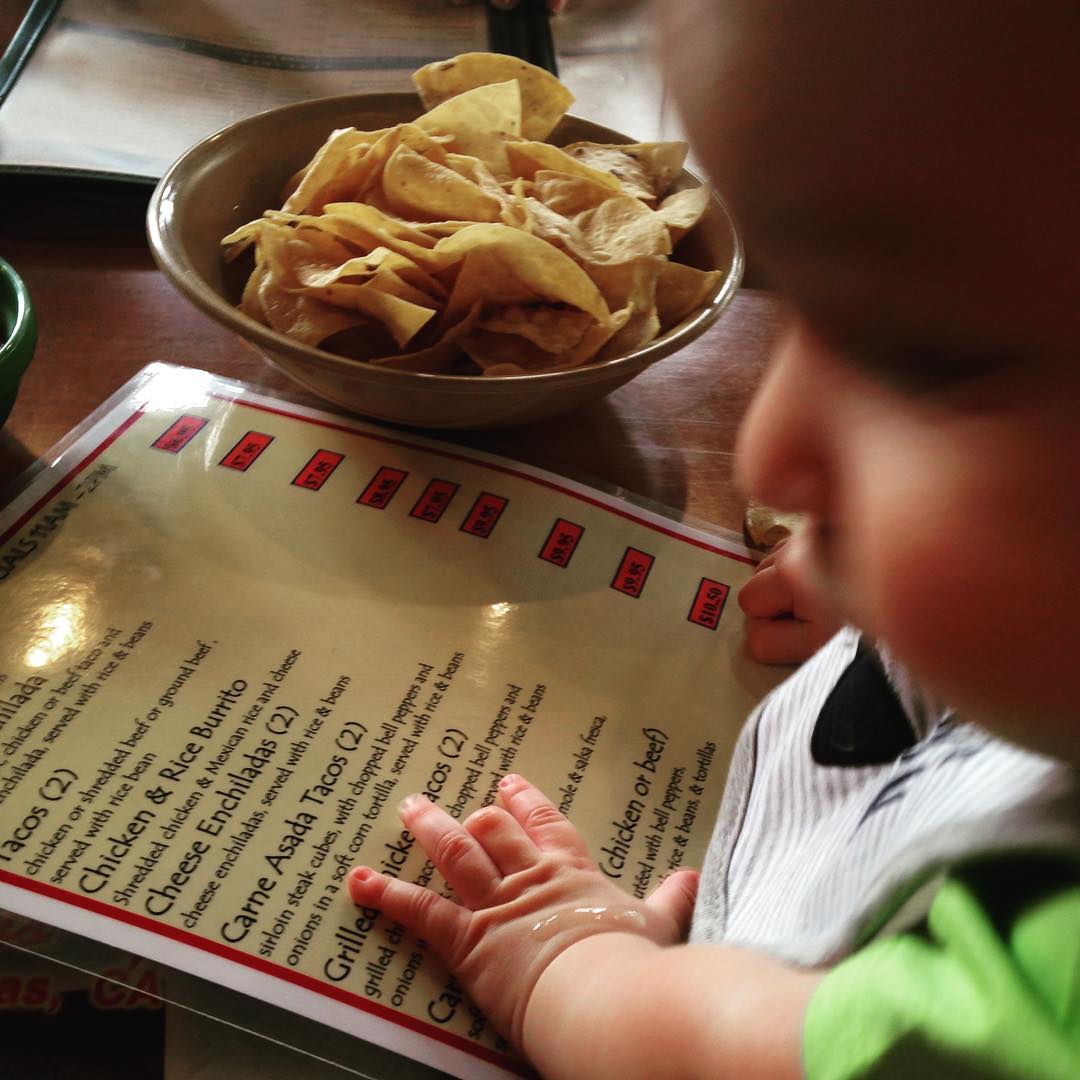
{"left": 857, "top": 483, "right": 1073, "bottom": 734}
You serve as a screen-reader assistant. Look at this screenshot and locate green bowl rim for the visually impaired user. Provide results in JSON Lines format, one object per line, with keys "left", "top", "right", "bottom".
{"left": 0, "top": 255, "right": 37, "bottom": 382}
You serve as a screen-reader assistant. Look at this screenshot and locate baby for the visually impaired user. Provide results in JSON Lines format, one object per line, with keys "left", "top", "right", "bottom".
{"left": 349, "top": 2, "right": 1080, "bottom": 1075}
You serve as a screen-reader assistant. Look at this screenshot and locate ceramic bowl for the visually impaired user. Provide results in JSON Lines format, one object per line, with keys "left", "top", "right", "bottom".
{"left": 0, "top": 257, "right": 37, "bottom": 430}
{"left": 148, "top": 93, "right": 742, "bottom": 429}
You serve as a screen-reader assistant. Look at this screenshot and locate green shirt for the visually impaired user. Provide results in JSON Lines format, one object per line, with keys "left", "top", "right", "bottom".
{"left": 804, "top": 854, "right": 1080, "bottom": 1079}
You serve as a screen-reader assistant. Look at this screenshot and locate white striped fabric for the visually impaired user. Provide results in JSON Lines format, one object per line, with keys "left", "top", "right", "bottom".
{"left": 690, "top": 627, "right": 1080, "bottom": 966}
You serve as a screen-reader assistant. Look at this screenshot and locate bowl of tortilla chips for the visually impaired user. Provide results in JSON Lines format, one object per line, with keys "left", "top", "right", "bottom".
{"left": 148, "top": 53, "right": 742, "bottom": 428}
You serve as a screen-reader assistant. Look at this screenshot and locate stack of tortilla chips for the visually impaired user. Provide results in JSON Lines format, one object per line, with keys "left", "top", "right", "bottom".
{"left": 223, "top": 53, "right": 722, "bottom": 376}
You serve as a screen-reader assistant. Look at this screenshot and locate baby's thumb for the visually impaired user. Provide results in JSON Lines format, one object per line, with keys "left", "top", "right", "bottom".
{"left": 647, "top": 869, "right": 699, "bottom": 935}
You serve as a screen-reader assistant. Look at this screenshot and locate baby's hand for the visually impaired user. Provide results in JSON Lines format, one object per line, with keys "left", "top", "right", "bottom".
{"left": 739, "top": 532, "right": 841, "bottom": 664}
{"left": 348, "top": 774, "right": 698, "bottom": 1050}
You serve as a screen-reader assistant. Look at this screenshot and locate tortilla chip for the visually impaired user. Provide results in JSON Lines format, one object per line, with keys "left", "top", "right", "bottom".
{"left": 431, "top": 223, "right": 613, "bottom": 324}
{"left": 585, "top": 257, "right": 664, "bottom": 314}
{"left": 586, "top": 259, "right": 664, "bottom": 361}
{"left": 744, "top": 498, "right": 805, "bottom": 551}
{"left": 383, "top": 144, "right": 503, "bottom": 222}
{"left": 477, "top": 304, "right": 598, "bottom": 354}
{"left": 248, "top": 229, "right": 368, "bottom": 347}
{"left": 367, "top": 303, "right": 483, "bottom": 372}
{"left": 298, "top": 246, "right": 447, "bottom": 300}
{"left": 413, "top": 52, "right": 574, "bottom": 141}
{"left": 416, "top": 81, "right": 522, "bottom": 177}
{"left": 522, "top": 194, "right": 669, "bottom": 270}
{"left": 654, "top": 186, "right": 711, "bottom": 243}
{"left": 462, "top": 313, "right": 621, "bottom": 372}
{"left": 287, "top": 202, "right": 440, "bottom": 264}
{"left": 573, "top": 197, "right": 672, "bottom": 262}
{"left": 506, "top": 141, "right": 622, "bottom": 192}
{"left": 559, "top": 141, "right": 688, "bottom": 201}
{"left": 531, "top": 170, "right": 619, "bottom": 216}
{"left": 282, "top": 127, "right": 389, "bottom": 214}
{"left": 655, "top": 261, "right": 724, "bottom": 329}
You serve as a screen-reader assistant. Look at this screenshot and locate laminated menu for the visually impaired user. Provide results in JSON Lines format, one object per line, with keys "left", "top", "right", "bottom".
{"left": 0, "top": 365, "right": 776, "bottom": 1078}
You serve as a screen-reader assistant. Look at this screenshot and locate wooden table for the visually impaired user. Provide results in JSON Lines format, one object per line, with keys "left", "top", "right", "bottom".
{"left": 0, "top": 168, "right": 780, "bottom": 532}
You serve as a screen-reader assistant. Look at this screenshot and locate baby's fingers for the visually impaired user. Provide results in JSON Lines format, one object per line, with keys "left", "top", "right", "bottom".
{"left": 498, "top": 774, "right": 590, "bottom": 860}
{"left": 647, "top": 870, "right": 699, "bottom": 939}
{"left": 750, "top": 536, "right": 788, "bottom": 574}
{"left": 739, "top": 563, "right": 796, "bottom": 619}
{"left": 348, "top": 867, "right": 467, "bottom": 956}
{"left": 399, "top": 794, "right": 500, "bottom": 907}
{"left": 465, "top": 804, "right": 540, "bottom": 875}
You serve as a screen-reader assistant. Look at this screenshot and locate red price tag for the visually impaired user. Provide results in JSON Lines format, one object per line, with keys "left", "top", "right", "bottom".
{"left": 219, "top": 431, "right": 273, "bottom": 472}
{"left": 460, "top": 493, "right": 508, "bottom": 538}
{"left": 611, "top": 547, "right": 655, "bottom": 598}
{"left": 688, "top": 578, "right": 730, "bottom": 629}
{"left": 410, "top": 479, "right": 460, "bottom": 523}
{"left": 357, "top": 467, "right": 408, "bottom": 509}
{"left": 151, "top": 416, "right": 207, "bottom": 454}
{"left": 292, "top": 450, "right": 345, "bottom": 491}
{"left": 539, "top": 518, "right": 584, "bottom": 567}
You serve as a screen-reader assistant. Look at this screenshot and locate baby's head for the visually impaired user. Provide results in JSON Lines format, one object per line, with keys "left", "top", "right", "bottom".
{"left": 663, "top": 1, "right": 1080, "bottom": 755}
